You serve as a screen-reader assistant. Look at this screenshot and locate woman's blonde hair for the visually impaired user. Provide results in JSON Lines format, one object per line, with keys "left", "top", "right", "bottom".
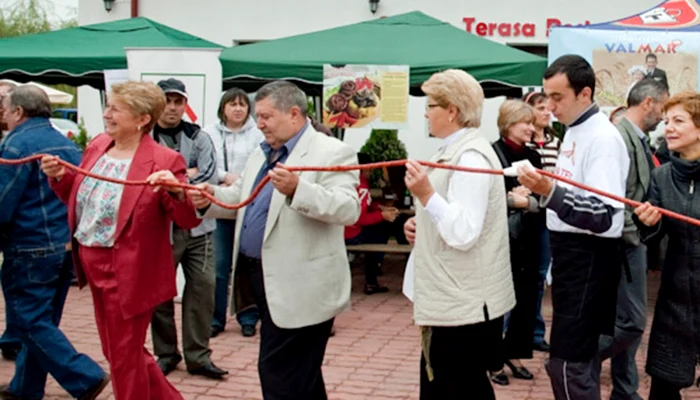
{"left": 421, "top": 69, "right": 484, "bottom": 128}
{"left": 497, "top": 100, "right": 536, "bottom": 137}
{"left": 664, "top": 91, "right": 700, "bottom": 128}
{"left": 109, "top": 81, "right": 166, "bottom": 133}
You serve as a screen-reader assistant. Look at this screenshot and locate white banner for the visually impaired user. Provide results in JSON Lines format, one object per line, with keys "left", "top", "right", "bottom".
{"left": 125, "top": 48, "right": 223, "bottom": 128}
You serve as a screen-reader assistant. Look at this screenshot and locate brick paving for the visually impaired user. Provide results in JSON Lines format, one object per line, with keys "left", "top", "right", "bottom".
{"left": 0, "top": 254, "right": 699, "bottom": 399}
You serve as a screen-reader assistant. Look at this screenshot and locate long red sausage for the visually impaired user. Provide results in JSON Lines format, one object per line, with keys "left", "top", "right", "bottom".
{"left": 2, "top": 155, "right": 697, "bottom": 227}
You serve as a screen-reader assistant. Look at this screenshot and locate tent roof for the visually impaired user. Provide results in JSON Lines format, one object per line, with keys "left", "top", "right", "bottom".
{"left": 220, "top": 11, "right": 546, "bottom": 93}
{"left": 552, "top": 0, "right": 700, "bottom": 31}
{"left": 0, "top": 17, "right": 222, "bottom": 88}
{"left": 0, "top": 79, "right": 73, "bottom": 104}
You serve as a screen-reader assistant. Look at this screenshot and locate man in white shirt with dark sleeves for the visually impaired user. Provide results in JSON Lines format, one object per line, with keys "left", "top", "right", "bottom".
{"left": 519, "top": 55, "right": 630, "bottom": 400}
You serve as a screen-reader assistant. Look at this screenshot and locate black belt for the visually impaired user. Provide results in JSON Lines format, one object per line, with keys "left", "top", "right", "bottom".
{"left": 238, "top": 254, "right": 262, "bottom": 268}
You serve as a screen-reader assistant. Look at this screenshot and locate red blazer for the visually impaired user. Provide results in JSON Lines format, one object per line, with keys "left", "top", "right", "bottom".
{"left": 50, "top": 133, "right": 200, "bottom": 319}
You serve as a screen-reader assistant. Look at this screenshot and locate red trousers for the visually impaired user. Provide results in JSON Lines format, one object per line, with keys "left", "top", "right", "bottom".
{"left": 79, "top": 245, "right": 183, "bottom": 400}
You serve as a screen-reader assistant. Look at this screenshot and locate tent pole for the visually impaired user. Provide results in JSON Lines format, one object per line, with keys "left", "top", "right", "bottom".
{"left": 331, "top": 128, "right": 345, "bottom": 141}
{"left": 314, "top": 96, "right": 322, "bottom": 122}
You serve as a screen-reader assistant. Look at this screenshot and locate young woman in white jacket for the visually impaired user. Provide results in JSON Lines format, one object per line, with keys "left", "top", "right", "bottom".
{"left": 202, "top": 88, "right": 263, "bottom": 338}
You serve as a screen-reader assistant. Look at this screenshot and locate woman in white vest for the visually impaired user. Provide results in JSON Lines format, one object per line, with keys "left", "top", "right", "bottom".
{"left": 402, "top": 69, "right": 516, "bottom": 400}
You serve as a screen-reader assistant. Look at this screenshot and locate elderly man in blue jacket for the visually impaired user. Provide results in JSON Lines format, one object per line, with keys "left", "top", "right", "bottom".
{"left": 0, "top": 85, "right": 109, "bottom": 399}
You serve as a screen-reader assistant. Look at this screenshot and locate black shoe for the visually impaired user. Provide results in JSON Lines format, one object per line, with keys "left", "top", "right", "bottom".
{"left": 188, "top": 362, "right": 228, "bottom": 380}
{"left": 533, "top": 340, "right": 550, "bottom": 352}
{"left": 157, "top": 354, "right": 182, "bottom": 376}
{"left": 241, "top": 325, "right": 256, "bottom": 337}
{"left": 364, "top": 284, "right": 389, "bottom": 295}
{"left": 0, "top": 346, "right": 19, "bottom": 361}
{"left": 78, "top": 375, "right": 111, "bottom": 400}
{"left": 505, "top": 360, "right": 533, "bottom": 380}
{"left": 210, "top": 325, "right": 224, "bottom": 338}
{"left": 489, "top": 370, "right": 509, "bottom": 386}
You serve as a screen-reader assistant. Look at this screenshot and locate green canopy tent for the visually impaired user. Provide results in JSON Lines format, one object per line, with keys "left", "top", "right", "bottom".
{"left": 0, "top": 17, "right": 222, "bottom": 89}
{"left": 220, "top": 11, "right": 547, "bottom": 97}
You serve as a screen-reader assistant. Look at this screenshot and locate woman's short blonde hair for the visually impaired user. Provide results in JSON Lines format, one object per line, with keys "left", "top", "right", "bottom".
{"left": 109, "top": 81, "right": 166, "bottom": 133}
{"left": 421, "top": 69, "right": 484, "bottom": 128}
{"left": 664, "top": 91, "right": 700, "bottom": 128}
{"left": 497, "top": 100, "right": 535, "bottom": 137}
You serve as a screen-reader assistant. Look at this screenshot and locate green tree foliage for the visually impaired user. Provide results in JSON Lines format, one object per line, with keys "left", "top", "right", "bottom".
{"left": 360, "top": 129, "right": 408, "bottom": 187}
{"left": 70, "top": 118, "right": 89, "bottom": 151}
{"left": 0, "top": 0, "right": 53, "bottom": 38}
{"left": 0, "top": 0, "right": 78, "bottom": 107}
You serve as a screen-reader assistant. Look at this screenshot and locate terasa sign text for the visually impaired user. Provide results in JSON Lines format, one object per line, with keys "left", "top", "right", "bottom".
{"left": 462, "top": 17, "right": 591, "bottom": 37}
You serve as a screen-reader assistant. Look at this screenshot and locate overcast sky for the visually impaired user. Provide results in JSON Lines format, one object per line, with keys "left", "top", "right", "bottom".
{"left": 0, "top": 0, "right": 78, "bottom": 22}
{"left": 49, "top": 0, "right": 77, "bottom": 20}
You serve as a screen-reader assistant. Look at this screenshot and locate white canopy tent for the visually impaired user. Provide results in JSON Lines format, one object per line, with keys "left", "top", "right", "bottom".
{"left": 0, "top": 79, "right": 74, "bottom": 104}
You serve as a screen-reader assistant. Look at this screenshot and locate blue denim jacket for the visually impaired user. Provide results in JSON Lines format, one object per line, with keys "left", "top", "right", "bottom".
{"left": 0, "top": 117, "right": 82, "bottom": 253}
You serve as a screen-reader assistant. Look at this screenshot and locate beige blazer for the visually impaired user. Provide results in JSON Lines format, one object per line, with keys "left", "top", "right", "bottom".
{"left": 204, "top": 124, "right": 360, "bottom": 329}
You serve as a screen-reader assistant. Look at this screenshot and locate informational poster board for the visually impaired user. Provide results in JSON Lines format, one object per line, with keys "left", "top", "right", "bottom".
{"left": 323, "top": 64, "right": 409, "bottom": 129}
{"left": 549, "top": 0, "right": 700, "bottom": 110}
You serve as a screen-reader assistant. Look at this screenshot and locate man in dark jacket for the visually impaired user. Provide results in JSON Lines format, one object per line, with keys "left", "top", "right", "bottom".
{"left": 0, "top": 80, "right": 20, "bottom": 362}
{"left": 0, "top": 85, "right": 109, "bottom": 399}
{"left": 150, "top": 78, "right": 227, "bottom": 380}
{"left": 599, "top": 78, "right": 667, "bottom": 400}
{"left": 645, "top": 54, "right": 668, "bottom": 90}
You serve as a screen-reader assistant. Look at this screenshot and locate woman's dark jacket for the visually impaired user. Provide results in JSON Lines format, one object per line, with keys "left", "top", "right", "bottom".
{"left": 492, "top": 138, "right": 544, "bottom": 269}
{"left": 641, "top": 154, "right": 700, "bottom": 387}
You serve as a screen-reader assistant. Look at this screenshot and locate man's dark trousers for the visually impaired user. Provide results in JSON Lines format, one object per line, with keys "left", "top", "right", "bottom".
{"left": 242, "top": 254, "right": 334, "bottom": 400}
{"left": 598, "top": 243, "right": 647, "bottom": 400}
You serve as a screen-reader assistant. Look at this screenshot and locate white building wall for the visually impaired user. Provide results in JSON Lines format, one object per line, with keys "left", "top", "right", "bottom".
{"left": 80, "top": 0, "right": 662, "bottom": 45}
{"left": 77, "top": 0, "right": 661, "bottom": 159}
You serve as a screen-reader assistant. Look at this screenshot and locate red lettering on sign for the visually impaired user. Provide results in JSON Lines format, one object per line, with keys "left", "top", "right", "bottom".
{"left": 546, "top": 18, "right": 562, "bottom": 31}
{"left": 462, "top": 17, "right": 476, "bottom": 32}
{"left": 463, "top": 17, "right": 584, "bottom": 37}
{"left": 488, "top": 22, "right": 497, "bottom": 35}
{"left": 638, "top": 44, "right": 652, "bottom": 53}
{"left": 667, "top": 40, "right": 682, "bottom": 53}
{"left": 498, "top": 23, "right": 511, "bottom": 36}
{"left": 546, "top": 18, "right": 590, "bottom": 36}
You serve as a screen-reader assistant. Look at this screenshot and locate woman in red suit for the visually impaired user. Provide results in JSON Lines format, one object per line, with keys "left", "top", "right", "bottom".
{"left": 40, "top": 81, "right": 199, "bottom": 399}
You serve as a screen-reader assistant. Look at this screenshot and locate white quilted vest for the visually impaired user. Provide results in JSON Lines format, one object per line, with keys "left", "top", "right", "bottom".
{"left": 412, "top": 128, "right": 515, "bottom": 326}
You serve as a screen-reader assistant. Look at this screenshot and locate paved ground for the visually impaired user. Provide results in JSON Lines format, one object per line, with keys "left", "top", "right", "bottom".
{"left": 0, "top": 254, "right": 699, "bottom": 399}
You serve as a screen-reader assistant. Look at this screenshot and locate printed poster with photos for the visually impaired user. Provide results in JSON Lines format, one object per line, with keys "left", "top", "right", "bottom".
{"left": 323, "top": 64, "right": 409, "bottom": 129}
{"left": 549, "top": 22, "right": 699, "bottom": 111}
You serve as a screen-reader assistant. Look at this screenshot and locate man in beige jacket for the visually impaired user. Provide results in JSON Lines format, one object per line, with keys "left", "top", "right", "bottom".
{"left": 189, "top": 81, "right": 360, "bottom": 400}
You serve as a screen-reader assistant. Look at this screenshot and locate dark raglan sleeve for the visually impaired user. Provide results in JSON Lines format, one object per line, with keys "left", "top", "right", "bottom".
{"left": 541, "top": 185, "right": 619, "bottom": 233}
